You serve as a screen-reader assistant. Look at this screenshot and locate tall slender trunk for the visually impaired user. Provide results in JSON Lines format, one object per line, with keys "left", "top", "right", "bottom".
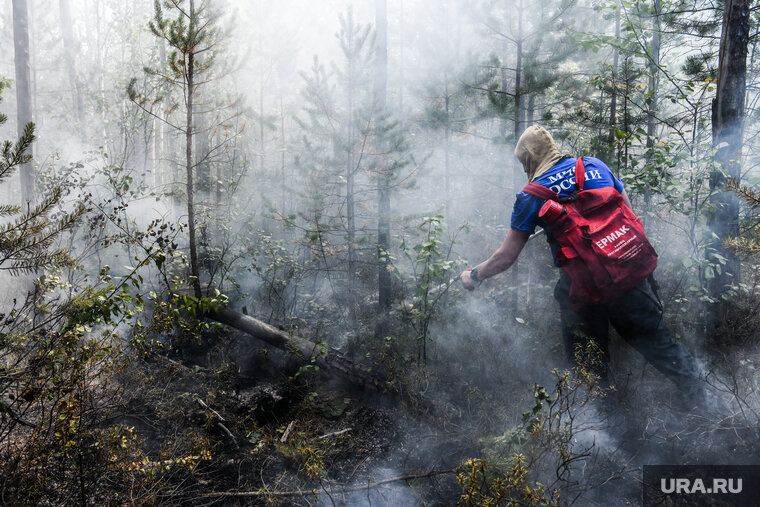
{"left": 376, "top": 0, "right": 391, "bottom": 312}
{"left": 12, "top": 0, "right": 35, "bottom": 205}
{"left": 280, "top": 96, "right": 287, "bottom": 213}
{"left": 186, "top": 0, "right": 202, "bottom": 299}
{"left": 510, "top": 0, "right": 524, "bottom": 313}
{"left": 608, "top": 7, "right": 620, "bottom": 146}
{"left": 93, "top": 0, "right": 107, "bottom": 148}
{"left": 443, "top": 1, "right": 451, "bottom": 224}
{"left": 259, "top": 27, "right": 266, "bottom": 176}
{"left": 526, "top": 94, "right": 534, "bottom": 127}
{"left": 444, "top": 84, "right": 451, "bottom": 222}
{"left": 398, "top": 0, "right": 405, "bottom": 114}
{"left": 346, "top": 63, "right": 356, "bottom": 309}
{"left": 154, "top": 40, "right": 168, "bottom": 192}
{"left": 28, "top": 1, "right": 38, "bottom": 130}
{"left": 708, "top": 0, "right": 749, "bottom": 327}
{"left": 643, "top": 0, "right": 661, "bottom": 214}
{"left": 59, "top": 0, "right": 84, "bottom": 127}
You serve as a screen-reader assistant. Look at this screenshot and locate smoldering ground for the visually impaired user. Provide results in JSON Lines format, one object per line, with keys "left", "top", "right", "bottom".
{"left": 2, "top": 0, "right": 760, "bottom": 505}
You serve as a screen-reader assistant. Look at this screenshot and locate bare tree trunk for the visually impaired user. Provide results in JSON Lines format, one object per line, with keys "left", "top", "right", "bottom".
{"left": 510, "top": 0, "right": 524, "bottom": 313}
{"left": 526, "top": 94, "right": 534, "bottom": 127}
{"left": 346, "top": 19, "right": 356, "bottom": 313}
{"left": 375, "top": 0, "right": 391, "bottom": 312}
{"left": 443, "top": 1, "right": 451, "bottom": 224}
{"left": 444, "top": 88, "right": 451, "bottom": 223}
{"left": 280, "top": 96, "right": 286, "bottom": 213}
{"left": 216, "top": 126, "right": 227, "bottom": 206}
{"left": 59, "top": 0, "right": 84, "bottom": 127}
{"left": 153, "top": 36, "right": 167, "bottom": 192}
{"left": 192, "top": 49, "right": 211, "bottom": 200}
{"left": 186, "top": 0, "right": 202, "bottom": 299}
{"left": 608, "top": 7, "right": 620, "bottom": 174}
{"left": 398, "top": 0, "right": 405, "bottom": 114}
{"left": 12, "top": 0, "right": 35, "bottom": 205}
{"left": 708, "top": 0, "right": 749, "bottom": 326}
{"left": 259, "top": 29, "right": 266, "bottom": 177}
{"left": 644, "top": 0, "right": 661, "bottom": 216}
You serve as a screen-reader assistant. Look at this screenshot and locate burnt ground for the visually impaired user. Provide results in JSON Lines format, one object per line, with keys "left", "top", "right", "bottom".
{"left": 115, "top": 336, "right": 477, "bottom": 506}
{"left": 112, "top": 305, "right": 760, "bottom": 506}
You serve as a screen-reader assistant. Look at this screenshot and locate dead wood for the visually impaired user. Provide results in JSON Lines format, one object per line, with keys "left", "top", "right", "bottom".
{"left": 195, "top": 397, "right": 238, "bottom": 449}
{"left": 189, "top": 468, "right": 456, "bottom": 499}
{"left": 206, "top": 308, "right": 377, "bottom": 389}
{"left": 316, "top": 427, "right": 352, "bottom": 440}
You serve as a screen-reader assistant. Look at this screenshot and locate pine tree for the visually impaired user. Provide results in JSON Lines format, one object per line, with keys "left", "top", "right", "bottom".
{"left": 334, "top": 7, "right": 373, "bottom": 308}
{"left": 129, "top": 0, "right": 221, "bottom": 299}
{"left": 0, "top": 105, "right": 84, "bottom": 274}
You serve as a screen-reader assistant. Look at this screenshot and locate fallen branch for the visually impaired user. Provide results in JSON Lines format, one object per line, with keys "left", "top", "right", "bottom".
{"left": 0, "top": 401, "right": 34, "bottom": 428}
{"left": 206, "top": 308, "right": 378, "bottom": 388}
{"left": 190, "top": 469, "right": 456, "bottom": 499}
{"left": 194, "top": 397, "right": 238, "bottom": 449}
{"left": 207, "top": 309, "right": 449, "bottom": 421}
{"left": 316, "top": 427, "right": 352, "bottom": 440}
{"left": 215, "top": 421, "right": 239, "bottom": 449}
{"left": 280, "top": 420, "right": 295, "bottom": 443}
{"left": 195, "top": 397, "right": 225, "bottom": 421}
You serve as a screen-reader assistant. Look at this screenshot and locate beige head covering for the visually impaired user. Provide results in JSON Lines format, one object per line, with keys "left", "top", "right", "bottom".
{"left": 514, "top": 125, "right": 563, "bottom": 181}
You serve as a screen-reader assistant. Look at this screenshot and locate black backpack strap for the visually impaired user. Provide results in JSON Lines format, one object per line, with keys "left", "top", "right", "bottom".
{"left": 522, "top": 182, "right": 558, "bottom": 201}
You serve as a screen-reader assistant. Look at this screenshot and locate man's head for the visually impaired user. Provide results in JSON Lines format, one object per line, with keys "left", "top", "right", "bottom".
{"left": 514, "top": 125, "right": 563, "bottom": 181}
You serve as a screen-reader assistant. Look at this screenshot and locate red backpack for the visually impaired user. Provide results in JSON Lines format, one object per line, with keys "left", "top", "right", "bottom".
{"left": 522, "top": 157, "right": 657, "bottom": 311}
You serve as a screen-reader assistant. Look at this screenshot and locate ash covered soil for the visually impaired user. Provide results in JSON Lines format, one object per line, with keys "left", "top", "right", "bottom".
{"left": 114, "top": 320, "right": 760, "bottom": 506}
{"left": 116, "top": 340, "right": 473, "bottom": 506}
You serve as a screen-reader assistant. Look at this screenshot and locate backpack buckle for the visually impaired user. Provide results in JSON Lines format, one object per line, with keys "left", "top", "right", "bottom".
{"left": 559, "top": 190, "right": 578, "bottom": 204}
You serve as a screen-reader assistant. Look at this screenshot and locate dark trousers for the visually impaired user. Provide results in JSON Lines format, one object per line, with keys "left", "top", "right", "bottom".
{"left": 554, "top": 273, "right": 703, "bottom": 400}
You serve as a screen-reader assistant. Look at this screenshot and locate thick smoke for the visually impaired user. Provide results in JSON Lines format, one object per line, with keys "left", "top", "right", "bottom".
{"left": 2, "top": 0, "right": 760, "bottom": 504}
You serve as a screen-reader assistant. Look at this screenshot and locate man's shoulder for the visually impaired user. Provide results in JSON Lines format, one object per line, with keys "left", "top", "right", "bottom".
{"left": 581, "top": 156, "right": 611, "bottom": 170}
{"left": 534, "top": 157, "right": 576, "bottom": 185}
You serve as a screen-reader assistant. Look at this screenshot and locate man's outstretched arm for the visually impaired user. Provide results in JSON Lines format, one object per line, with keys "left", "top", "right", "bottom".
{"left": 460, "top": 229, "right": 531, "bottom": 290}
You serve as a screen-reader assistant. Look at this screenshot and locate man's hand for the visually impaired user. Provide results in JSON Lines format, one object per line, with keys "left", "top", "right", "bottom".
{"left": 460, "top": 269, "right": 477, "bottom": 291}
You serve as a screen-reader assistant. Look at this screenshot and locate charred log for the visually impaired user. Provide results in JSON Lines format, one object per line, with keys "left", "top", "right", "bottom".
{"left": 206, "top": 308, "right": 379, "bottom": 389}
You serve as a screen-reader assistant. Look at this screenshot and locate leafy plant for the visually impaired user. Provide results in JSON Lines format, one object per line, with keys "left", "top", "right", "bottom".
{"left": 456, "top": 456, "right": 560, "bottom": 507}
{"left": 399, "top": 215, "right": 466, "bottom": 364}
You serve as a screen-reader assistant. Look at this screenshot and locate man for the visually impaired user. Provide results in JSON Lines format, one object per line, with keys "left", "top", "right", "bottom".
{"left": 460, "top": 125, "right": 705, "bottom": 407}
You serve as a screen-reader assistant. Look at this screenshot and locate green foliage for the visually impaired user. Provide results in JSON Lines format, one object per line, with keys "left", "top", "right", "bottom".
{"left": 64, "top": 286, "right": 115, "bottom": 327}
{"left": 148, "top": 0, "right": 219, "bottom": 78}
{"left": 399, "top": 215, "right": 466, "bottom": 364}
{"left": 275, "top": 422, "right": 327, "bottom": 480}
{"left": 0, "top": 93, "right": 225, "bottom": 503}
{"left": 167, "top": 287, "right": 228, "bottom": 343}
{"left": 456, "top": 456, "right": 560, "bottom": 507}
{"left": 470, "top": 360, "right": 608, "bottom": 506}
{"left": 0, "top": 115, "right": 85, "bottom": 275}
{"left": 242, "top": 229, "right": 306, "bottom": 325}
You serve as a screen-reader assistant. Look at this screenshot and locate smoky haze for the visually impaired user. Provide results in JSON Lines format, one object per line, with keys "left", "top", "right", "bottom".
{"left": 1, "top": 0, "right": 759, "bottom": 505}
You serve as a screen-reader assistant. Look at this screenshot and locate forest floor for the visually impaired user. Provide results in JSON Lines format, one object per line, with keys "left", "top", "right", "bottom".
{"left": 115, "top": 337, "right": 476, "bottom": 506}
{"left": 111, "top": 311, "right": 760, "bottom": 506}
